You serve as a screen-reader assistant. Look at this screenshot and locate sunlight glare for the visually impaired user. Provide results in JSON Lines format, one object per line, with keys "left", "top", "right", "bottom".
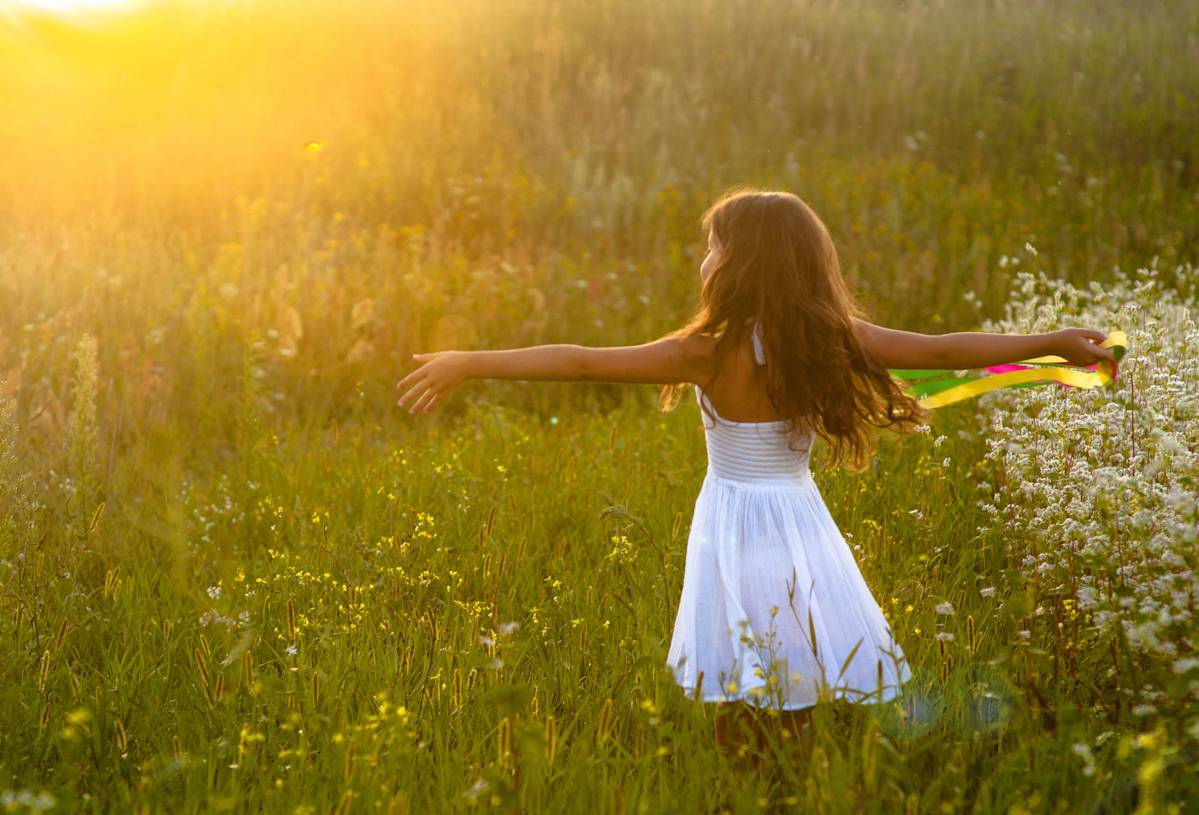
{"left": 3, "top": 0, "right": 154, "bottom": 16}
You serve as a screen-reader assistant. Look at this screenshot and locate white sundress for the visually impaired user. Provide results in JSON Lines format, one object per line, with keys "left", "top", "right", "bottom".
{"left": 666, "top": 324, "right": 913, "bottom": 711}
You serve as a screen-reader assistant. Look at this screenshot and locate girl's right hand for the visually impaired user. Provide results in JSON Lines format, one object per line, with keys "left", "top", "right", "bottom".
{"left": 1050, "top": 328, "right": 1117, "bottom": 366}
{"left": 396, "top": 350, "right": 473, "bottom": 414}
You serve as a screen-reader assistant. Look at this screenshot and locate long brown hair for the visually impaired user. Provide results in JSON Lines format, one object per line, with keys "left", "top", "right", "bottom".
{"left": 659, "top": 188, "right": 931, "bottom": 472}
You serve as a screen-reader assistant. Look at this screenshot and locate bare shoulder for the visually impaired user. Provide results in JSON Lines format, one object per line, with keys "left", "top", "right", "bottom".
{"left": 672, "top": 333, "right": 719, "bottom": 387}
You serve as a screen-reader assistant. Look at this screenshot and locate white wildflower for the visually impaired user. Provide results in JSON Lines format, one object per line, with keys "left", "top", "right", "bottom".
{"left": 1072, "top": 743, "right": 1096, "bottom": 777}
{"left": 975, "top": 262, "right": 1198, "bottom": 711}
{"left": 1172, "top": 657, "right": 1199, "bottom": 675}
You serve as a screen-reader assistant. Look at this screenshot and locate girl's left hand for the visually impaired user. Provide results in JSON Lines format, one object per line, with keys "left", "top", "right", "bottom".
{"left": 396, "top": 351, "right": 472, "bottom": 414}
{"left": 1050, "top": 328, "right": 1117, "bottom": 367}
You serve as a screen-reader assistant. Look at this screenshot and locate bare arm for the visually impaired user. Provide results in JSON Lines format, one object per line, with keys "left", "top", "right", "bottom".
{"left": 396, "top": 335, "right": 714, "bottom": 414}
{"left": 852, "top": 318, "right": 1117, "bottom": 370}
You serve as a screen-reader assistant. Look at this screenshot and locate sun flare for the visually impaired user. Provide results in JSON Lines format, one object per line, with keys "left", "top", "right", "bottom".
{"left": 3, "top": 0, "right": 152, "bottom": 15}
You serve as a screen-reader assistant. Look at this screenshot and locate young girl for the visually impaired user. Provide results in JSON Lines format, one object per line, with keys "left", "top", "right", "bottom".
{"left": 395, "top": 188, "right": 1117, "bottom": 760}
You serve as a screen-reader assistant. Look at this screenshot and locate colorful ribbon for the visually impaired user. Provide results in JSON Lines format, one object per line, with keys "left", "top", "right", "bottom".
{"left": 887, "top": 330, "right": 1127, "bottom": 409}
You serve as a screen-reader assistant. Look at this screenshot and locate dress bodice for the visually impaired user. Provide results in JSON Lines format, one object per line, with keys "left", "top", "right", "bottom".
{"left": 694, "top": 322, "right": 814, "bottom": 483}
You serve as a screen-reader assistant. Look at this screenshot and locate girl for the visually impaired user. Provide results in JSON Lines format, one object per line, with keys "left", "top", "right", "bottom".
{"left": 395, "top": 188, "right": 1117, "bottom": 762}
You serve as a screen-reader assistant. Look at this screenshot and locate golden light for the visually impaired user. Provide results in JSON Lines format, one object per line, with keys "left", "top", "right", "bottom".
{"left": 0, "top": 0, "right": 441, "bottom": 215}
{"left": 1, "top": 0, "right": 154, "bottom": 15}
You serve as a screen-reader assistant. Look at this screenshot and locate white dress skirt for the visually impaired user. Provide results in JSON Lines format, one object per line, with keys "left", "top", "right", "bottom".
{"left": 666, "top": 328, "right": 912, "bottom": 711}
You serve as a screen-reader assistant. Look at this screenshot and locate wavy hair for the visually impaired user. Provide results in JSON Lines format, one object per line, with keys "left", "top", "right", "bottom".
{"left": 659, "top": 188, "right": 931, "bottom": 472}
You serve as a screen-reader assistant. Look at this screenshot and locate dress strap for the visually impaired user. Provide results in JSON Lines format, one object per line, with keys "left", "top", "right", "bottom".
{"left": 751, "top": 321, "right": 766, "bottom": 366}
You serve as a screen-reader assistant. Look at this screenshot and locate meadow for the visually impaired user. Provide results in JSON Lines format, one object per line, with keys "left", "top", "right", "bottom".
{"left": 1, "top": 0, "right": 1197, "bottom": 812}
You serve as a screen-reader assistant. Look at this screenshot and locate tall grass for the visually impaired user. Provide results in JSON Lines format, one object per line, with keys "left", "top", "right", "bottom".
{"left": 0, "top": 0, "right": 1196, "bottom": 812}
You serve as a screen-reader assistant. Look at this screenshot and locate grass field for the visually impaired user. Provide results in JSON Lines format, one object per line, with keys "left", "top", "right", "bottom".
{"left": 1, "top": 0, "right": 1197, "bottom": 812}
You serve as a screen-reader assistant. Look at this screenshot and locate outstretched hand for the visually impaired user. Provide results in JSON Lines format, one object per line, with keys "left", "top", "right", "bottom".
{"left": 396, "top": 350, "right": 473, "bottom": 414}
{"left": 1051, "top": 328, "right": 1118, "bottom": 367}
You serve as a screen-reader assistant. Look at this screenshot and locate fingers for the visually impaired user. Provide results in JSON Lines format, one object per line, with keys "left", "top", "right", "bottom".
{"left": 1072, "top": 329, "right": 1115, "bottom": 362}
{"left": 1083, "top": 342, "right": 1115, "bottom": 363}
{"left": 1084, "top": 332, "right": 1116, "bottom": 360}
{"left": 396, "top": 368, "right": 426, "bottom": 392}
{"left": 396, "top": 378, "right": 428, "bottom": 409}
{"left": 409, "top": 388, "right": 439, "bottom": 414}
{"left": 398, "top": 385, "right": 429, "bottom": 412}
{"left": 396, "top": 353, "right": 436, "bottom": 391}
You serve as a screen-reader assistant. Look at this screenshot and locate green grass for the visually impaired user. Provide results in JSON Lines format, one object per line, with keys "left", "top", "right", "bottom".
{"left": 1, "top": 0, "right": 1196, "bottom": 812}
